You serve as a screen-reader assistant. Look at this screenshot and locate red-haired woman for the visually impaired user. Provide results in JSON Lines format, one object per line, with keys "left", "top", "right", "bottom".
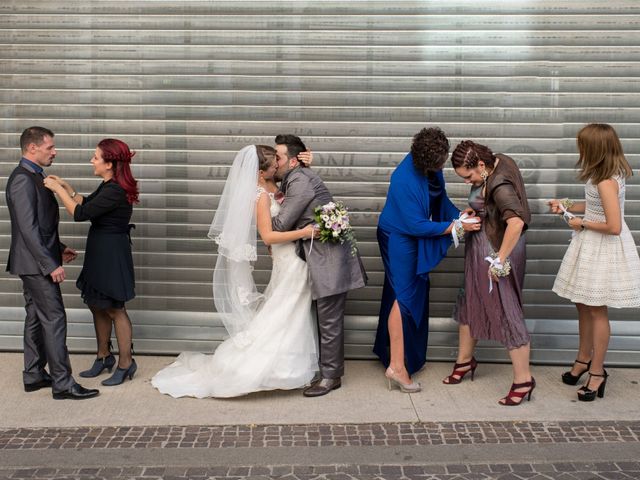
{"left": 44, "top": 138, "right": 139, "bottom": 386}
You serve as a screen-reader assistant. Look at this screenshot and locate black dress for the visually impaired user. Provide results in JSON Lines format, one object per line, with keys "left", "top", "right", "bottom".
{"left": 74, "top": 180, "right": 135, "bottom": 309}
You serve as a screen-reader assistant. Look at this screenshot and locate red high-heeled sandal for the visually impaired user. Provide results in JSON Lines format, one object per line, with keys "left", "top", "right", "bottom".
{"left": 442, "top": 357, "right": 478, "bottom": 385}
{"left": 499, "top": 377, "right": 536, "bottom": 406}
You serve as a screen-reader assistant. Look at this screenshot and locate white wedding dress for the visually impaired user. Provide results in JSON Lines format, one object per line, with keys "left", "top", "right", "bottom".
{"left": 152, "top": 191, "right": 319, "bottom": 398}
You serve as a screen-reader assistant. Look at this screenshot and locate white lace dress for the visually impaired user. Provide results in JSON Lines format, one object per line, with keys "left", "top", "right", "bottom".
{"left": 553, "top": 176, "right": 640, "bottom": 307}
{"left": 152, "top": 190, "right": 318, "bottom": 398}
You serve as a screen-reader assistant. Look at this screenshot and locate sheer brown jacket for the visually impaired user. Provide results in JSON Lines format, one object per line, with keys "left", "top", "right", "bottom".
{"left": 484, "top": 154, "right": 531, "bottom": 251}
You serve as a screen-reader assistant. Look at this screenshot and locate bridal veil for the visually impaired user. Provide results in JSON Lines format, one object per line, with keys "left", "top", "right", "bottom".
{"left": 208, "top": 145, "right": 264, "bottom": 342}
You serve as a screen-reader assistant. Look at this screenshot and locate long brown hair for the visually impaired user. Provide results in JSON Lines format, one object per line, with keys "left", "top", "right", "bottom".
{"left": 576, "top": 123, "right": 632, "bottom": 184}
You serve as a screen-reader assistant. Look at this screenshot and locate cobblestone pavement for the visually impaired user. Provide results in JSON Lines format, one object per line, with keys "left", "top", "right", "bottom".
{"left": 1, "top": 422, "right": 639, "bottom": 479}
{"left": 1, "top": 461, "right": 640, "bottom": 479}
{"left": 1, "top": 421, "right": 638, "bottom": 450}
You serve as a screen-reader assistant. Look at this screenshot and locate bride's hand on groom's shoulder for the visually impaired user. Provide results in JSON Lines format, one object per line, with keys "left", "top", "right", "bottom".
{"left": 297, "top": 150, "right": 313, "bottom": 166}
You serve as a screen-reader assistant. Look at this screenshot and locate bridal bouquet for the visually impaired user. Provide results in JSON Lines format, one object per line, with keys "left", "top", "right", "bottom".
{"left": 313, "top": 201, "right": 358, "bottom": 256}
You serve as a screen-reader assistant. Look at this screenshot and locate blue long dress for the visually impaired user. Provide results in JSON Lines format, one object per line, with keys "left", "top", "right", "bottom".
{"left": 374, "top": 154, "right": 460, "bottom": 375}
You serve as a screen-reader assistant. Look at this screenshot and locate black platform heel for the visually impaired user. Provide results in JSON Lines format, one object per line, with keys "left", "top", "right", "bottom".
{"left": 79, "top": 341, "right": 116, "bottom": 378}
{"left": 561, "top": 359, "right": 591, "bottom": 385}
{"left": 102, "top": 359, "right": 137, "bottom": 386}
{"left": 577, "top": 370, "right": 608, "bottom": 402}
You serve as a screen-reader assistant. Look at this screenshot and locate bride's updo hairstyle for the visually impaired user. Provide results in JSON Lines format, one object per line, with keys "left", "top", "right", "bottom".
{"left": 410, "top": 127, "right": 450, "bottom": 175}
{"left": 256, "top": 144, "right": 276, "bottom": 171}
{"left": 450, "top": 140, "right": 496, "bottom": 170}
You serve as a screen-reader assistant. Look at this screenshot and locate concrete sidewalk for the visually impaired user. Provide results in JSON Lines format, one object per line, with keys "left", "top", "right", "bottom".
{"left": 1, "top": 353, "right": 640, "bottom": 479}
{"left": 1, "top": 352, "right": 638, "bottom": 428}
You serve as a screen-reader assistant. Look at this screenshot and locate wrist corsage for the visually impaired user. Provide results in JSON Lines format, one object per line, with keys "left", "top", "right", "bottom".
{"left": 559, "top": 198, "right": 574, "bottom": 210}
{"left": 484, "top": 252, "right": 511, "bottom": 292}
{"left": 451, "top": 212, "right": 479, "bottom": 248}
{"left": 454, "top": 221, "right": 465, "bottom": 243}
{"left": 490, "top": 256, "right": 511, "bottom": 278}
{"left": 558, "top": 198, "right": 577, "bottom": 230}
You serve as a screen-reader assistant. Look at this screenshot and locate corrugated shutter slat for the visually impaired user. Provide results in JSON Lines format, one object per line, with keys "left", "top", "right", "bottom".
{"left": 1, "top": 1, "right": 638, "bottom": 365}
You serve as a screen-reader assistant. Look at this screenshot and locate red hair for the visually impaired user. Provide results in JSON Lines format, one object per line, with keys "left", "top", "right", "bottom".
{"left": 98, "top": 138, "right": 139, "bottom": 204}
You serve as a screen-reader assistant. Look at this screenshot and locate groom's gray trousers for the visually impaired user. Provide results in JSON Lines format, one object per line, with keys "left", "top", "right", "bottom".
{"left": 20, "top": 274, "right": 75, "bottom": 391}
{"left": 315, "top": 292, "right": 347, "bottom": 379}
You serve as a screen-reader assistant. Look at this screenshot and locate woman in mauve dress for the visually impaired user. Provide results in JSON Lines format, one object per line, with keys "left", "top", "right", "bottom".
{"left": 443, "top": 140, "right": 534, "bottom": 406}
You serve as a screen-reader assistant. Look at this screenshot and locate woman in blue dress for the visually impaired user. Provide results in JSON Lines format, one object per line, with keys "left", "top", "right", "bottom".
{"left": 374, "top": 127, "right": 481, "bottom": 392}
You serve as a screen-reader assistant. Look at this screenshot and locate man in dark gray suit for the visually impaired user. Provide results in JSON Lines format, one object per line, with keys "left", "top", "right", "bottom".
{"left": 6, "top": 126, "right": 99, "bottom": 400}
{"left": 272, "top": 134, "right": 367, "bottom": 397}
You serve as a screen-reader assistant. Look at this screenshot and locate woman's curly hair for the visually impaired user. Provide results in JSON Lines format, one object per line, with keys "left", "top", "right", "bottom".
{"left": 450, "top": 140, "right": 496, "bottom": 169}
{"left": 410, "top": 127, "right": 450, "bottom": 175}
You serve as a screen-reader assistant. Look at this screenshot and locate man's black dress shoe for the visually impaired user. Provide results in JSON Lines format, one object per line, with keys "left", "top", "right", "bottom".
{"left": 52, "top": 383, "right": 99, "bottom": 400}
{"left": 303, "top": 377, "right": 341, "bottom": 397}
{"left": 24, "top": 378, "right": 52, "bottom": 392}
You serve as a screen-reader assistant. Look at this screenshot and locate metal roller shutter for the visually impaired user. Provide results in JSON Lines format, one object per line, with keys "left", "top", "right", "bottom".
{"left": 1, "top": 1, "right": 638, "bottom": 365}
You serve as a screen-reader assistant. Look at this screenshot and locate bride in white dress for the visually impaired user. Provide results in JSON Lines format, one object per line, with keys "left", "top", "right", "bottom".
{"left": 152, "top": 145, "right": 319, "bottom": 398}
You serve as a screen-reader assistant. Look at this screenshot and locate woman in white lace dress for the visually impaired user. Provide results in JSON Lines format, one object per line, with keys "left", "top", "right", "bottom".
{"left": 152, "top": 145, "right": 319, "bottom": 398}
{"left": 549, "top": 123, "right": 640, "bottom": 402}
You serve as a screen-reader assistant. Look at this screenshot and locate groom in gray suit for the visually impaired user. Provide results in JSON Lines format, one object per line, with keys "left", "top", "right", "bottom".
{"left": 272, "top": 134, "right": 367, "bottom": 397}
{"left": 6, "top": 126, "right": 99, "bottom": 400}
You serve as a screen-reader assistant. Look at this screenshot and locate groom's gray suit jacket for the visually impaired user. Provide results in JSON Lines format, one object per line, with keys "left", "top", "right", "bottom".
{"left": 272, "top": 167, "right": 367, "bottom": 300}
{"left": 6, "top": 160, "right": 75, "bottom": 391}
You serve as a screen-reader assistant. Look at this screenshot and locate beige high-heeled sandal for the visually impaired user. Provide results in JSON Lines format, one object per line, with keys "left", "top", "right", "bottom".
{"left": 385, "top": 367, "right": 422, "bottom": 393}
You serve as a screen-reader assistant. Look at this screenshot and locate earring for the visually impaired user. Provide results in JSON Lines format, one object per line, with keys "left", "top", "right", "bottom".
{"left": 480, "top": 169, "right": 489, "bottom": 182}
